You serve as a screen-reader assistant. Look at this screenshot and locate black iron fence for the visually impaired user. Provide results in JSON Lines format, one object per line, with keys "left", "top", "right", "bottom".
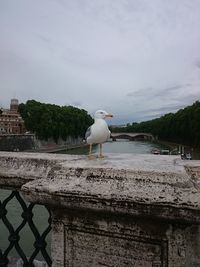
{"left": 0, "top": 190, "right": 52, "bottom": 267}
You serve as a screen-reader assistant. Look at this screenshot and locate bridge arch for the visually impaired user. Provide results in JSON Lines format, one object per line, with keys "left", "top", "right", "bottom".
{"left": 110, "top": 132, "right": 155, "bottom": 141}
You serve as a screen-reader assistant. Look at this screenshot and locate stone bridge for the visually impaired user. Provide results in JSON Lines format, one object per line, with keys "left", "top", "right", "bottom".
{"left": 111, "top": 132, "right": 155, "bottom": 141}
{"left": 0, "top": 152, "right": 200, "bottom": 267}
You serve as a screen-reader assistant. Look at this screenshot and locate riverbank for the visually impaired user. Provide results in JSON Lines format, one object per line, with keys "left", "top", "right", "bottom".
{"left": 28, "top": 142, "right": 88, "bottom": 153}
{"left": 0, "top": 134, "right": 86, "bottom": 153}
{"left": 155, "top": 139, "right": 200, "bottom": 159}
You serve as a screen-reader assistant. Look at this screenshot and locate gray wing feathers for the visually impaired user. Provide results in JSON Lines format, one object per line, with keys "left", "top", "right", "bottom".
{"left": 85, "top": 126, "right": 91, "bottom": 140}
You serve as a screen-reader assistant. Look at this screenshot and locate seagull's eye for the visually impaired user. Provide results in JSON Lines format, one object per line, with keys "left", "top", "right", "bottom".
{"left": 100, "top": 112, "right": 104, "bottom": 114}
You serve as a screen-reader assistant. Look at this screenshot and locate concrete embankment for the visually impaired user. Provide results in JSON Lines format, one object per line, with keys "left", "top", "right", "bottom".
{"left": 34, "top": 143, "right": 88, "bottom": 153}
{"left": 156, "top": 139, "right": 200, "bottom": 159}
{"left": 0, "top": 134, "right": 85, "bottom": 153}
{"left": 0, "top": 134, "right": 35, "bottom": 151}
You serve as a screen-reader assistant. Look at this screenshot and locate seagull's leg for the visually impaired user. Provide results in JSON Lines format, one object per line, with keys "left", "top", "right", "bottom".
{"left": 88, "top": 144, "right": 95, "bottom": 159}
{"left": 89, "top": 144, "right": 92, "bottom": 155}
{"left": 99, "top": 143, "right": 104, "bottom": 158}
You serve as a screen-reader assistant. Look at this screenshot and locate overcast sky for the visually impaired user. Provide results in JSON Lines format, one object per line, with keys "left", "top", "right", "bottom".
{"left": 0, "top": 0, "right": 200, "bottom": 124}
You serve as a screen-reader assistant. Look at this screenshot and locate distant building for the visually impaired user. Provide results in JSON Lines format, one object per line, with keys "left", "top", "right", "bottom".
{"left": 0, "top": 99, "right": 26, "bottom": 134}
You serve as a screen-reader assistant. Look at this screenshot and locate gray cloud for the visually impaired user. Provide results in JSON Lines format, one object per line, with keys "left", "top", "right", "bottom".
{"left": 126, "top": 87, "right": 153, "bottom": 97}
{"left": 127, "top": 83, "right": 192, "bottom": 99}
{"left": 156, "top": 85, "right": 183, "bottom": 94}
{"left": 0, "top": 0, "right": 200, "bottom": 123}
{"left": 195, "top": 60, "right": 200, "bottom": 69}
{"left": 36, "top": 33, "right": 52, "bottom": 44}
{"left": 142, "top": 104, "right": 186, "bottom": 114}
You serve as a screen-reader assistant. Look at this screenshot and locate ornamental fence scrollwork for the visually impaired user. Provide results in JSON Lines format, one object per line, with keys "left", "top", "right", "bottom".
{"left": 0, "top": 190, "right": 52, "bottom": 267}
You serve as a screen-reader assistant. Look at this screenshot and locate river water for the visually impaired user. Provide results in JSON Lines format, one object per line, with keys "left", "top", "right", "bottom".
{"left": 0, "top": 139, "right": 198, "bottom": 261}
{"left": 59, "top": 139, "right": 200, "bottom": 159}
{"left": 59, "top": 139, "right": 169, "bottom": 155}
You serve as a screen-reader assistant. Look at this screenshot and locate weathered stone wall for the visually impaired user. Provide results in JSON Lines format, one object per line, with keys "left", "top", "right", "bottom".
{"left": 51, "top": 208, "right": 200, "bottom": 267}
{"left": 0, "top": 152, "right": 200, "bottom": 266}
{"left": 36, "top": 136, "right": 83, "bottom": 148}
{"left": 0, "top": 135, "right": 83, "bottom": 152}
{"left": 0, "top": 134, "right": 35, "bottom": 151}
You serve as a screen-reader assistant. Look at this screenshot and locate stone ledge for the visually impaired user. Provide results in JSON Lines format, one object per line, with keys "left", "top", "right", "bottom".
{"left": 0, "top": 152, "right": 68, "bottom": 187}
{"left": 0, "top": 152, "right": 200, "bottom": 222}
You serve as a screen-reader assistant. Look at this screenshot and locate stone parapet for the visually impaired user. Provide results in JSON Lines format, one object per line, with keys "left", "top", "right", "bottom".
{"left": 0, "top": 152, "right": 200, "bottom": 266}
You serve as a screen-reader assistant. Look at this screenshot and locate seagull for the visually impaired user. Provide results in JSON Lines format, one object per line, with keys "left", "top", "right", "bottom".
{"left": 85, "top": 110, "right": 113, "bottom": 158}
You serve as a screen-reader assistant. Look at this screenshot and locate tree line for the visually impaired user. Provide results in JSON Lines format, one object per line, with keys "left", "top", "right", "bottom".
{"left": 18, "top": 100, "right": 93, "bottom": 142}
{"left": 111, "top": 101, "right": 200, "bottom": 148}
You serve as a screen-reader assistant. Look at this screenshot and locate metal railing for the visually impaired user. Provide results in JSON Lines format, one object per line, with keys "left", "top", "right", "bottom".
{"left": 0, "top": 190, "right": 52, "bottom": 267}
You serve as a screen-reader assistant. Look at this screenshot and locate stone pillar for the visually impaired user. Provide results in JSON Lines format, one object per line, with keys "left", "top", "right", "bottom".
{"left": 0, "top": 152, "right": 200, "bottom": 266}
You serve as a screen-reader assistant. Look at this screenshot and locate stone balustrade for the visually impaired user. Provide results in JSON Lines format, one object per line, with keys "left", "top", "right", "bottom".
{"left": 0, "top": 152, "right": 200, "bottom": 267}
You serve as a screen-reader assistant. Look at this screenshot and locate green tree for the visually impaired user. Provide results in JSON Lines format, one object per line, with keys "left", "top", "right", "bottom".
{"left": 18, "top": 100, "right": 93, "bottom": 142}
{"left": 111, "top": 101, "right": 200, "bottom": 148}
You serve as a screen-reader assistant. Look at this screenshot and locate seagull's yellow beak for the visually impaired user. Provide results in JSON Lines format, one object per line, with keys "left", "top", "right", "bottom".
{"left": 105, "top": 113, "right": 113, "bottom": 118}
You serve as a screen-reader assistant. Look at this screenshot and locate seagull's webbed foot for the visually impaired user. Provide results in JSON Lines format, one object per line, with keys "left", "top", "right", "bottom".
{"left": 98, "top": 144, "right": 105, "bottom": 159}
{"left": 98, "top": 154, "right": 105, "bottom": 159}
{"left": 88, "top": 144, "right": 96, "bottom": 160}
{"left": 88, "top": 155, "right": 96, "bottom": 160}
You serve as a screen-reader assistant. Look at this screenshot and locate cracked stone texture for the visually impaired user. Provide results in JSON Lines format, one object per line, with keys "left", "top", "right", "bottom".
{"left": 0, "top": 152, "right": 200, "bottom": 221}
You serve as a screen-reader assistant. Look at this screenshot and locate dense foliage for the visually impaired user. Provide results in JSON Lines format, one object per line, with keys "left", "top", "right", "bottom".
{"left": 18, "top": 100, "right": 93, "bottom": 142}
{"left": 112, "top": 101, "right": 200, "bottom": 148}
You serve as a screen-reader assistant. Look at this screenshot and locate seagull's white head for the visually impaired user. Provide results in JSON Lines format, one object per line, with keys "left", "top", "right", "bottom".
{"left": 95, "top": 110, "right": 113, "bottom": 119}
